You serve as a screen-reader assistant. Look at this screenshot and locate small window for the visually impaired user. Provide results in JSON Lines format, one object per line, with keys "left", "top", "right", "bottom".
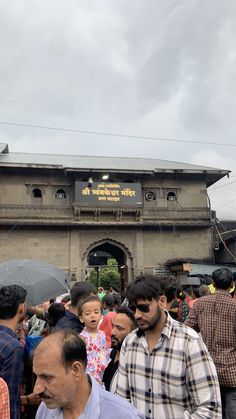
{"left": 55, "top": 189, "right": 66, "bottom": 199}
{"left": 145, "top": 191, "right": 156, "bottom": 201}
{"left": 32, "top": 188, "right": 42, "bottom": 198}
{"left": 167, "top": 191, "right": 177, "bottom": 201}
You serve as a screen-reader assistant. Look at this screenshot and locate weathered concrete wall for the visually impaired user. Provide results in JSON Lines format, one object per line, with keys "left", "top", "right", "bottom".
{"left": 0, "top": 226, "right": 213, "bottom": 282}
{"left": 0, "top": 169, "right": 214, "bottom": 283}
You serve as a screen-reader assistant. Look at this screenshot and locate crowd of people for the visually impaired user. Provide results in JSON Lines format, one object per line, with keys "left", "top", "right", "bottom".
{"left": 0, "top": 268, "right": 235, "bottom": 418}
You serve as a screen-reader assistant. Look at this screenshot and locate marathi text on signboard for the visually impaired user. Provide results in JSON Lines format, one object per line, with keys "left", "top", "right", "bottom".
{"left": 75, "top": 182, "right": 143, "bottom": 206}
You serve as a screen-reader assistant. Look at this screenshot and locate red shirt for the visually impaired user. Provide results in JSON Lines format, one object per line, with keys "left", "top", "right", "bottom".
{"left": 99, "top": 311, "right": 116, "bottom": 347}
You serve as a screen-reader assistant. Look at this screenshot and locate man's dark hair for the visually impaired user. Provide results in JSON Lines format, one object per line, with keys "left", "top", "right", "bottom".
{"left": 159, "top": 275, "right": 177, "bottom": 303}
{"left": 0, "top": 285, "right": 27, "bottom": 319}
{"left": 36, "top": 330, "right": 87, "bottom": 370}
{"left": 126, "top": 275, "right": 163, "bottom": 304}
{"left": 70, "top": 281, "right": 97, "bottom": 307}
{"left": 48, "top": 303, "right": 65, "bottom": 326}
{"left": 212, "top": 268, "right": 233, "bottom": 290}
{"left": 113, "top": 293, "right": 122, "bottom": 307}
{"left": 102, "top": 294, "right": 115, "bottom": 308}
{"left": 116, "top": 307, "right": 137, "bottom": 327}
{"left": 77, "top": 295, "right": 101, "bottom": 316}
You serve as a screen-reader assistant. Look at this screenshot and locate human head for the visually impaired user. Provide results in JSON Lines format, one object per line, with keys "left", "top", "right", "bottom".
{"left": 0, "top": 284, "right": 27, "bottom": 321}
{"left": 47, "top": 303, "right": 65, "bottom": 327}
{"left": 199, "top": 284, "right": 210, "bottom": 297}
{"left": 126, "top": 275, "right": 167, "bottom": 331}
{"left": 33, "top": 330, "right": 87, "bottom": 410}
{"left": 111, "top": 307, "right": 137, "bottom": 350}
{"left": 212, "top": 268, "right": 234, "bottom": 290}
{"left": 70, "top": 281, "right": 96, "bottom": 307}
{"left": 78, "top": 295, "right": 102, "bottom": 332}
{"left": 126, "top": 275, "right": 165, "bottom": 305}
{"left": 113, "top": 292, "right": 122, "bottom": 309}
{"left": 102, "top": 294, "right": 115, "bottom": 311}
{"left": 159, "top": 275, "right": 177, "bottom": 303}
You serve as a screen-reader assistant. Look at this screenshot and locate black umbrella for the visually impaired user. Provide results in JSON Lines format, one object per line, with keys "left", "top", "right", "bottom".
{"left": 0, "top": 259, "right": 69, "bottom": 306}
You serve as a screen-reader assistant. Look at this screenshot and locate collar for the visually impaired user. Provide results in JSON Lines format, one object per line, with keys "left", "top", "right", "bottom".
{"left": 215, "top": 289, "right": 233, "bottom": 298}
{"left": 136, "top": 311, "right": 173, "bottom": 339}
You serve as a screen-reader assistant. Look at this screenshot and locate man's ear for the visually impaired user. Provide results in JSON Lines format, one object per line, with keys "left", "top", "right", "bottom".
{"left": 159, "top": 295, "right": 167, "bottom": 309}
{"left": 18, "top": 302, "right": 26, "bottom": 316}
{"left": 72, "top": 361, "right": 84, "bottom": 380}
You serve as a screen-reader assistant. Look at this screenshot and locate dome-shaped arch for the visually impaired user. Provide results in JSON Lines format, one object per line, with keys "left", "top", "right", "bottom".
{"left": 81, "top": 238, "right": 133, "bottom": 289}
{"left": 82, "top": 238, "right": 133, "bottom": 263}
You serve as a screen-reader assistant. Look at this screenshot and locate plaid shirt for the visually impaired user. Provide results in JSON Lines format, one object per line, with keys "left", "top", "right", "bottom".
{"left": 185, "top": 289, "right": 236, "bottom": 387}
{"left": 0, "top": 325, "right": 24, "bottom": 419}
{"left": 115, "top": 313, "right": 221, "bottom": 419}
{"left": 0, "top": 377, "right": 10, "bottom": 419}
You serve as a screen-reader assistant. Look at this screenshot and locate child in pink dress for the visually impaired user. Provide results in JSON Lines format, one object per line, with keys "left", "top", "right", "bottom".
{"left": 79, "top": 295, "right": 109, "bottom": 387}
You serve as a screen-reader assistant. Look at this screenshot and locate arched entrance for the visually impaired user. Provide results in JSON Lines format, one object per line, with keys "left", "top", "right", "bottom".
{"left": 82, "top": 239, "right": 133, "bottom": 291}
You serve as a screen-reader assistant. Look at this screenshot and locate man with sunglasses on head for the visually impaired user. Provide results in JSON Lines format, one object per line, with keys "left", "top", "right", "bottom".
{"left": 115, "top": 275, "right": 222, "bottom": 419}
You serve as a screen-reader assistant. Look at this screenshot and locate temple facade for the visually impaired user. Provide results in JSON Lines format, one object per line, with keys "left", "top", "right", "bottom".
{"left": 0, "top": 143, "right": 229, "bottom": 288}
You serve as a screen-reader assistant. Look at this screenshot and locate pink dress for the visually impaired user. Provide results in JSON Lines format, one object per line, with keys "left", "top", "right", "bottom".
{"left": 80, "top": 329, "right": 109, "bottom": 387}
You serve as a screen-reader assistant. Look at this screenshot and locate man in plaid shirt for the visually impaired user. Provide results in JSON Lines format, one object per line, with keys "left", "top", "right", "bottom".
{"left": 186, "top": 268, "right": 236, "bottom": 419}
{"left": 115, "top": 275, "right": 221, "bottom": 419}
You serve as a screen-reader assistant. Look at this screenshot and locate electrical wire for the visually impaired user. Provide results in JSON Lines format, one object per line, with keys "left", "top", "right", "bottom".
{"left": 213, "top": 219, "right": 236, "bottom": 262}
{"left": 0, "top": 120, "right": 236, "bottom": 147}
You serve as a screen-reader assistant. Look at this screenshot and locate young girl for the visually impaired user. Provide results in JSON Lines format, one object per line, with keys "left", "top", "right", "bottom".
{"left": 78, "top": 295, "right": 109, "bottom": 387}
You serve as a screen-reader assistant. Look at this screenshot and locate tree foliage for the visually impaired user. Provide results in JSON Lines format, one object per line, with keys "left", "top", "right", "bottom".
{"left": 88, "top": 258, "right": 120, "bottom": 290}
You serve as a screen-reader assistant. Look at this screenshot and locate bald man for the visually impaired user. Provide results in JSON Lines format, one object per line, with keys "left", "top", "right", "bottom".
{"left": 33, "top": 330, "right": 144, "bottom": 419}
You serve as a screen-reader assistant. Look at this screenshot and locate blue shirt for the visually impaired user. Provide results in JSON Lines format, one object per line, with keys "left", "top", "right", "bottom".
{"left": 55, "top": 310, "right": 83, "bottom": 333}
{"left": 36, "top": 376, "right": 144, "bottom": 419}
{"left": 0, "top": 324, "right": 24, "bottom": 419}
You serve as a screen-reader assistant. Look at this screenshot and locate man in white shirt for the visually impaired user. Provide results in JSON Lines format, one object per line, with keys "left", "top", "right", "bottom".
{"left": 115, "top": 275, "right": 222, "bottom": 419}
{"left": 33, "top": 330, "right": 144, "bottom": 419}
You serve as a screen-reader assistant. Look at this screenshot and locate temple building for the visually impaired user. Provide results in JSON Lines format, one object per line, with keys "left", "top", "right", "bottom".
{"left": 0, "top": 143, "right": 229, "bottom": 288}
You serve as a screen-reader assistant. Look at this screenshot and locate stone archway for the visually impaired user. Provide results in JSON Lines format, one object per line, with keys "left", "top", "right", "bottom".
{"left": 82, "top": 238, "right": 133, "bottom": 291}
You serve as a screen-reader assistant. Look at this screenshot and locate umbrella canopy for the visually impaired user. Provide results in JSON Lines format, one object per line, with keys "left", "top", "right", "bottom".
{"left": 0, "top": 259, "right": 69, "bottom": 306}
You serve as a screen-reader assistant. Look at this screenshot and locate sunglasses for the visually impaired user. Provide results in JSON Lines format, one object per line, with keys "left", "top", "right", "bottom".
{"left": 133, "top": 303, "right": 150, "bottom": 313}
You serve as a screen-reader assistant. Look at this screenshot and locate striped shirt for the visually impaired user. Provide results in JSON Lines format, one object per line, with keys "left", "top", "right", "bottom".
{"left": 185, "top": 289, "right": 236, "bottom": 387}
{"left": 115, "top": 313, "right": 221, "bottom": 419}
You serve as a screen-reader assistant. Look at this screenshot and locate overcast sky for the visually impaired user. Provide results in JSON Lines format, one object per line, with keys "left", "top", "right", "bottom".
{"left": 0, "top": 0, "right": 236, "bottom": 221}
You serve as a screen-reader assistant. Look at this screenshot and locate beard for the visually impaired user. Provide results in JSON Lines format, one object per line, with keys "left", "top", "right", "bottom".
{"left": 137, "top": 306, "right": 162, "bottom": 331}
{"left": 111, "top": 337, "right": 122, "bottom": 351}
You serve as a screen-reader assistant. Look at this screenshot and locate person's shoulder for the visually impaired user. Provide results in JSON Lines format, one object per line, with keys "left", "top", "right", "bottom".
{"left": 0, "top": 328, "right": 23, "bottom": 353}
{"left": 0, "top": 377, "right": 8, "bottom": 392}
{"left": 99, "top": 387, "right": 144, "bottom": 418}
{"left": 98, "top": 329, "right": 106, "bottom": 338}
{"left": 170, "top": 316, "right": 200, "bottom": 340}
{"left": 55, "top": 313, "right": 82, "bottom": 332}
{"left": 125, "top": 328, "right": 138, "bottom": 340}
{"left": 195, "top": 294, "right": 213, "bottom": 304}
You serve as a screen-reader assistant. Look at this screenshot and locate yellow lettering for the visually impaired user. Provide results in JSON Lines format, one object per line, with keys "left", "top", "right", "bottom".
{"left": 121, "top": 188, "right": 136, "bottom": 197}
{"left": 82, "top": 188, "right": 91, "bottom": 196}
